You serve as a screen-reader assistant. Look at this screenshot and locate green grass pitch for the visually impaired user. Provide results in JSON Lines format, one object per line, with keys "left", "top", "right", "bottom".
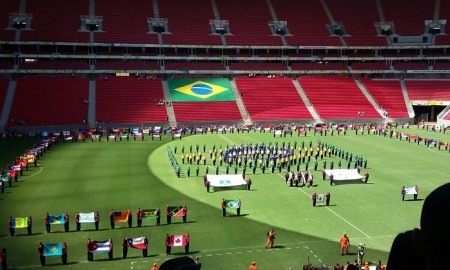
{"left": 0, "top": 127, "right": 449, "bottom": 270}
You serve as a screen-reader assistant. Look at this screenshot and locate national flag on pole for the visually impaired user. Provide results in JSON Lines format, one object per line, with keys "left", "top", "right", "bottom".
{"left": 113, "top": 211, "right": 129, "bottom": 222}
{"left": 49, "top": 214, "right": 66, "bottom": 225}
{"left": 92, "top": 239, "right": 112, "bottom": 253}
{"left": 225, "top": 199, "right": 239, "bottom": 209}
{"left": 168, "top": 206, "right": 184, "bottom": 217}
{"left": 43, "top": 243, "right": 63, "bottom": 256}
{"left": 12, "top": 217, "right": 28, "bottom": 228}
{"left": 78, "top": 212, "right": 96, "bottom": 223}
{"left": 127, "top": 237, "right": 147, "bottom": 249}
{"left": 142, "top": 209, "right": 158, "bottom": 219}
{"left": 171, "top": 234, "right": 188, "bottom": 247}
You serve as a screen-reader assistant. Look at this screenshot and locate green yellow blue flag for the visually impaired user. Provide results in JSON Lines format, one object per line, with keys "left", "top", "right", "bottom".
{"left": 142, "top": 209, "right": 158, "bottom": 219}
{"left": 43, "top": 243, "right": 63, "bottom": 256}
{"left": 168, "top": 78, "right": 235, "bottom": 102}
{"left": 12, "top": 217, "right": 28, "bottom": 228}
{"left": 225, "top": 199, "right": 240, "bottom": 209}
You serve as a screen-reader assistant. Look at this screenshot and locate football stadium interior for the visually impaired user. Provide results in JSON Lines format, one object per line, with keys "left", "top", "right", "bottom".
{"left": 1, "top": 0, "right": 450, "bottom": 269}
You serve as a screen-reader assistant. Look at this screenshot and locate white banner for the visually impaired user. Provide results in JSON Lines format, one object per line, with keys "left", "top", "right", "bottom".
{"left": 324, "top": 169, "right": 364, "bottom": 181}
{"left": 206, "top": 174, "right": 247, "bottom": 187}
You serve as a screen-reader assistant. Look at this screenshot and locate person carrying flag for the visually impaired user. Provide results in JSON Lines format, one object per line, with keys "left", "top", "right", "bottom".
{"left": 44, "top": 213, "right": 50, "bottom": 233}
{"left": 61, "top": 242, "right": 68, "bottom": 265}
{"left": 38, "top": 242, "right": 45, "bottom": 266}
{"left": 165, "top": 234, "right": 172, "bottom": 255}
{"left": 265, "top": 228, "right": 276, "bottom": 249}
{"left": 143, "top": 237, "right": 149, "bottom": 257}
{"left": 182, "top": 205, "right": 188, "bottom": 223}
{"left": 94, "top": 212, "right": 100, "bottom": 231}
{"left": 401, "top": 186, "right": 406, "bottom": 201}
{"left": 87, "top": 239, "right": 94, "bottom": 261}
{"left": 237, "top": 199, "right": 242, "bottom": 216}
{"left": 185, "top": 233, "right": 190, "bottom": 254}
{"left": 127, "top": 210, "right": 133, "bottom": 228}
{"left": 137, "top": 208, "right": 144, "bottom": 227}
{"left": 75, "top": 212, "right": 80, "bottom": 231}
{"left": 108, "top": 209, "right": 114, "bottom": 229}
{"left": 166, "top": 205, "right": 171, "bottom": 224}
{"left": 64, "top": 212, "right": 69, "bottom": 232}
{"left": 156, "top": 207, "right": 161, "bottom": 226}
{"left": 222, "top": 199, "right": 226, "bottom": 217}
{"left": 8, "top": 216, "right": 14, "bottom": 236}
{"left": 312, "top": 192, "right": 317, "bottom": 207}
{"left": 122, "top": 238, "right": 128, "bottom": 259}
{"left": 27, "top": 215, "right": 32, "bottom": 235}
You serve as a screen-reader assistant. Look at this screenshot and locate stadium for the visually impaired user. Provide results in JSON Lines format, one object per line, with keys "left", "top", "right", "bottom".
{"left": 1, "top": 0, "right": 450, "bottom": 269}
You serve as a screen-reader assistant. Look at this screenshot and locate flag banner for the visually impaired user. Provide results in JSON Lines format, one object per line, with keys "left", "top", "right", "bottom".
{"left": 49, "top": 214, "right": 66, "bottom": 225}
{"left": 41, "top": 131, "right": 49, "bottom": 137}
{"left": 12, "top": 217, "right": 28, "bottom": 228}
{"left": 171, "top": 234, "right": 188, "bottom": 247}
{"left": 113, "top": 211, "right": 129, "bottom": 222}
{"left": 405, "top": 186, "right": 418, "bottom": 195}
{"left": 401, "top": 133, "right": 409, "bottom": 138}
{"left": 134, "top": 132, "right": 143, "bottom": 138}
{"left": 43, "top": 243, "right": 63, "bottom": 256}
{"left": 317, "top": 194, "right": 325, "bottom": 203}
{"left": 142, "top": 209, "right": 158, "bottom": 219}
{"left": 324, "top": 169, "right": 364, "bottom": 182}
{"left": 274, "top": 130, "right": 283, "bottom": 137}
{"left": 77, "top": 133, "right": 84, "bottom": 140}
{"left": 142, "top": 128, "right": 150, "bottom": 134}
{"left": 53, "top": 132, "right": 61, "bottom": 136}
{"left": 120, "top": 134, "right": 128, "bottom": 139}
{"left": 12, "top": 165, "right": 21, "bottom": 171}
{"left": 92, "top": 240, "right": 112, "bottom": 253}
{"left": 108, "top": 134, "right": 116, "bottom": 139}
{"left": 91, "top": 134, "right": 100, "bottom": 140}
{"left": 225, "top": 199, "right": 239, "bottom": 209}
{"left": 173, "top": 132, "right": 181, "bottom": 138}
{"left": 62, "top": 131, "right": 71, "bottom": 136}
{"left": 112, "top": 128, "right": 120, "bottom": 133}
{"left": 207, "top": 174, "right": 247, "bottom": 188}
{"left": 127, "top": 237, "right": 147, "bottom": 249}
{"left": 64, "top": 136, "right": 73, "bottom": 141}
{"left": 152, "top": 134, "right": 161, "bottom": 138}
{"left": 168, "top": 206, "right": 184, "bottom": 217}
{"left": 79, "top": 212, "right": 95, "bottom": 223}
{"left": 168, "top": 78, "right": 235, "bottom": 102}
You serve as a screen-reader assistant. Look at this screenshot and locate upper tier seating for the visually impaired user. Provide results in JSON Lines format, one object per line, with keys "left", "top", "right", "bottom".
{"left": 159, "top": 0, "right": 222, "bottom": 45}
{"left": 164, "top": 62, "right": 225, "bottom": 71}
{"left": 350, "top": 62, "right": 391, "bottom": 70}
{"left": 236, "top": 77, "right": 312, "bottom": 121}
{"left": 0, "top": 0, "right": 19, "bottom": 41}
{"left": 406, "top": 80, "right": 450, "bottom": 101}
{"left": 9, "top": 76, "right": 89, "bottom": 126}
{"left": 216, "top": 0, "right": 283, "bottom": 46}
{"left": 19, "top": 60, "right": 90, "bottom": 70}
{"left": 21, "top": 0, "right": 89, "bottom": 42}
{"left": 433, "top": 62, "right": 450, "bottom": 70}
{"left": 0, "top": 78, "right": 9, "bottom": 114}
{"left": 95, "top": 61, "right": 160, "bottom": 70}
{"left": 291, "top": 62, "right": 348, "bottom": 71}
{"left": 381, "top": 0, "right": 433, "bottom": 36}
{"left": 172, "top": 101, "right": 243, "bottom": 122}
{"left": 393, "top": 62, "right": 429, "bottom": 70}
{"left": 229, "top": 62, "right": 287, "bottom": 70}
{"left": 298, "top": 77, "right": 380, "bottom": 119}
{"left": 96, "top": 77, "right": 167, "bottom": 124}
{"left": 326, "top": 0, "right": 387, "bottom": 46}
{"left": 435, "top": 0, "right": 450, "bottom": 45}
{"left": 360, "top": 78, "right": 409, "bottom": 118}
{"left": 272, "top": 0, "right": 341, "bottom": 46}
{"left": 94, "top": 0, "right": 158, "bottom": 44}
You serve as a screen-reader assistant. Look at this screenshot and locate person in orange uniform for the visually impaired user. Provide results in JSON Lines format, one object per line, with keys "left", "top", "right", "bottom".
{"left": 249, "top": 261, "right": 257, "bottom": 270}
{"left": 340, "top": 232, "right": 350, "bottom": 255}
{"left": 151, "top": 262, "right": 159, "bottom": 270}
{"left": 265, "top": 228, "right": 276, "bottom": 249}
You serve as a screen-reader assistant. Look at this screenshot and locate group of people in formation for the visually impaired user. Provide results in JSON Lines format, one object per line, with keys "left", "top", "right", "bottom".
{"left": 175, "top": 141, "right": 368, "bottom": 177}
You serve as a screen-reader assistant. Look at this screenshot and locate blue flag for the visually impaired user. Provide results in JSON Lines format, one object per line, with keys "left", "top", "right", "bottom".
{"left": 49, "top": 214, "right": 66, "bottom": 225}
{"left": 43, "top": 243, "right": 63, "bottom": 256}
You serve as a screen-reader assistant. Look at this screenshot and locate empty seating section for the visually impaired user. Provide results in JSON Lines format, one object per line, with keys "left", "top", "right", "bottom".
{"left": 0, "top": 78, "right": 9, "bottom": 113}
{"left": 216, "top": 0, "right": 282, "bottom": 46}
{"left": 229, "top": 62, "right": 287, "bottom": 70}
{"left": 236, "top": 77, "right": 312, "bottom": 121}
{"left": 159, "top": 0, "right": 222, "bottom": 45}
{"left": 95, "top": 61, "right": 160, "bottom": 70}
{"left": 172, "top": 102, "right": 242, "bottom": 122}
{"left": 435, "top": 0, "right": 450, "bottom": 45}
{"left": 393, "top": 62, "right": 429, "bottom": 70}
{"left": 21, "top": 0, "right": 89, "bottom": 42}
{"left": 272, "top": 0, "right": 341, "bottom": 46}
{"left": 381, "top": 0, "right": 433, "bottom": 35}
{"left": 94, "top": 0, "right": 158, "bottom": 44}
{"left": 164, "top": 62, "right": 225, "bottom": 70}
{"left": 326, "top": 0, "right": 386, "bottom": 46}
{"left": 0, "top": 0, "right": 19, "bottom": 41}
{"left": 350, "top": 63, "right": 391, "bottom": 70}
{"left": 0, "top": 60, "right": 14, "bottom": 69}
{"left": 291, "top": 62, "right": 348, "bottom": 71}
{"left": 19, "top": 60, "right": 90, "bottom": 70}
{"left": 360, "top": 78, "right": 409, "bottom": 118}
{"left": 9, "top": 76, "right": 89, "bottom": 126}
{"left": 96, "top": 77, "right": 167, "bottom": 123}
{"left": 406, "top": 80, "right": 450, "bottom": 101}
{"left": 433, "top": 62, "right": 450, "bottom": 70}
{"left": 298, "top": 77, "right": 379, "bottom": 119}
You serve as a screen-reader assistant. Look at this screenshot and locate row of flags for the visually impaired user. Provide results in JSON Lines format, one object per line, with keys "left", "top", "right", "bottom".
{"left": 40, "top": 234, "right": 188, "bottom": 257}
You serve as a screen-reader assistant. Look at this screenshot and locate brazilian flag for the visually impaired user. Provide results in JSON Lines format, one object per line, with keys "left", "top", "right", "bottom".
{"left": 225, "top": 199, "right": 239, "bottom": 209}
{"left": 168, "top": 78, "right": 235, "bottom": 102}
